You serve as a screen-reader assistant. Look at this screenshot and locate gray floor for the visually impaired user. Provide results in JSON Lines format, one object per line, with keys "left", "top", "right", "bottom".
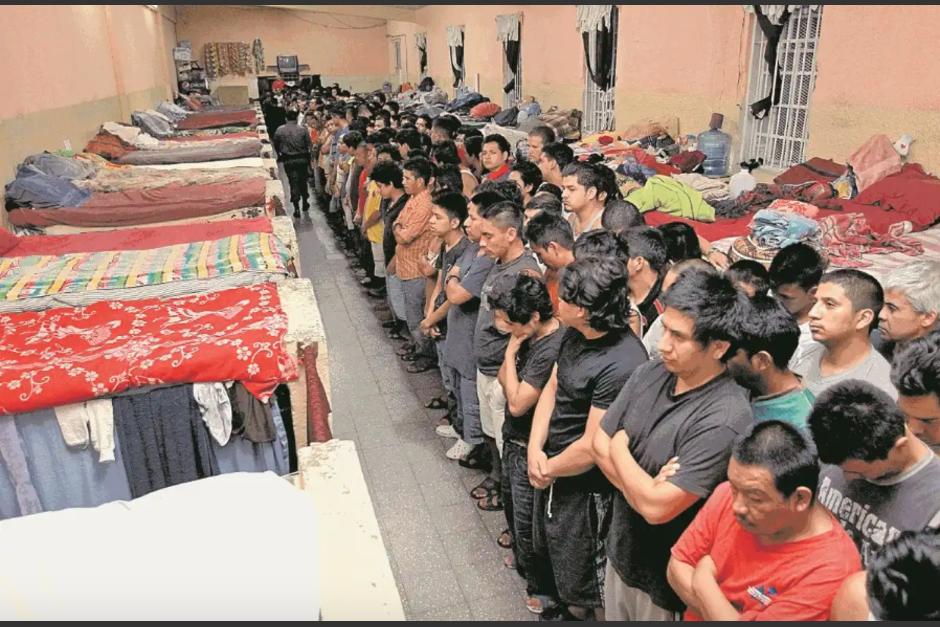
{"left": 292, "top": 203, "right": 535, "bottom": 621}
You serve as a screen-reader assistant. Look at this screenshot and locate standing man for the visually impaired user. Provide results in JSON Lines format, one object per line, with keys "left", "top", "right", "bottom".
{"left": 892, "top": 333, "right": 940, "bottom": 455}
{"left": 528, "top": 257, "right": 649, "bottom": 621}
{"left": 481, "top": 135, "right": 513, "bottom": 182}
{"left": 472, "top": 201, "right": 542, "bottom": 507}
{"left": 273, "top": 105, "right": 313, "bottom": 218}
{"left": 593, "top": 271, "right": 753, "bottom": 621}
{"left": 526, "top": 126, "right": 556, "bottom": 165}
{"left": 561, "top": 163, "right": 610, "bottom": 239}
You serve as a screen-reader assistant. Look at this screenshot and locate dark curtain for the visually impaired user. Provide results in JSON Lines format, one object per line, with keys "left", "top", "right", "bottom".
{"left": 450, "top": 39, "right": 464, "bottom": 88}
{"left": 502, "top": 38, "right": 520, "bottom": 93}
{"left": 419, "top": 44, "right": 428, "bottom": 75}
{"left": 582, "top": 18, "right": 616, "bottom": 91}
{"left": 750, "top": 5, "right": 791, "bottom": 120}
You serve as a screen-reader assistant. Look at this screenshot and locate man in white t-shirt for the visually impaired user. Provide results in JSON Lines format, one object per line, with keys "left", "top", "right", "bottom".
{"left": 797, "top": 269, "right": 897, "bottom": 399}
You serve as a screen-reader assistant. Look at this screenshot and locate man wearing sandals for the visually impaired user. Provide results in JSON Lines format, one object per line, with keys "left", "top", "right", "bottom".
{"left": 528, "top": 257, "right": 648, "bottom": 620}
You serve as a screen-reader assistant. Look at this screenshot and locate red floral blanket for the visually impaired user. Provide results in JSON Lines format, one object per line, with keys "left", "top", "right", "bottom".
{"left": 0, "top": 284, "right": 297, "bottom": 415}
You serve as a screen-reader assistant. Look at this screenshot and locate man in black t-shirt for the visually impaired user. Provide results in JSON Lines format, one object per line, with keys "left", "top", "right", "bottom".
{"left": 491, "top": 274, "right": 566, "bottom": 613}
{"left": 593, "top": 271, "right": 752, "bottom": 620}
{"left": 624, "top": 226, "right": 668, "bottom": 337}
{"left": 528, "top": 257, "right": 648, "bottom": 620}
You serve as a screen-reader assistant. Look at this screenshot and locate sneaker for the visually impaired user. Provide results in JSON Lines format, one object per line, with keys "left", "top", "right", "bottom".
{"left": 445, "top": 438, "right": 473, "bottom": 460}
{"left": 435, "top": 424, "right": 459, "bottom": 439}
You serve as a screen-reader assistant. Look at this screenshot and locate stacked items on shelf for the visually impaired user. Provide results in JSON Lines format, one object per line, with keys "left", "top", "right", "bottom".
{"left": 0, "top": 100, "right": 330, "bottom": 522}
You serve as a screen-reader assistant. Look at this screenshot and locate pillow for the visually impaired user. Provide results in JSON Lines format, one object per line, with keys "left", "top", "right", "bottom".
{"left": 0, "top": 227, "right": 19, "bottom": 255}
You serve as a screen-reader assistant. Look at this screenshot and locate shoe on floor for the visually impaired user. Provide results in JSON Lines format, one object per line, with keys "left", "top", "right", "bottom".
{"left": 367, "top": 288, "right": 387, "bottom": 299}
{"left": 293, "top": 209, "right": 301, "bottom": 218}
{"left": 445, "top": 438, "right": 474, "bottom": 460}
{"left": 435, "top": 424, "right": 459, "bottom": 439}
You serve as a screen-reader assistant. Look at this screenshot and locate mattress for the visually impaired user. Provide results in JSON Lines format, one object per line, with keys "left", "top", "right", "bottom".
{"left": 7, "top": 178, "right": 267, "bottom": 228}
{"left": 0, "top": 472, "right": 319, "bottom": 620}
{"left": 141, "top": 157, "right": 265, "bottom": 170}
{"left": 6, "top": 217, "right": 274, "bottom": 257}
{"left": 116, "top": 139, "right": 262, "bottom": 166}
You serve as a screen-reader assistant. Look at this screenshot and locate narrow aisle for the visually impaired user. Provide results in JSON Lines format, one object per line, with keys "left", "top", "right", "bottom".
{"left": 292, "top": 201, "right": 535, "bottom": 620}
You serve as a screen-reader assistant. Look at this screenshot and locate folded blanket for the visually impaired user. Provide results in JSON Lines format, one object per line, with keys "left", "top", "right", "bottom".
{"left": 0, "top": 232, "right": 291, "bottom": 304}
{"left": 0, "top": 283, "right": 298, "bottom": 415}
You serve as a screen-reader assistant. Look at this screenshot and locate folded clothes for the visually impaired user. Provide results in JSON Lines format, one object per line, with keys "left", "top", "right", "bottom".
{"left": 750, "top": 209, "right": 820, "bottom": 249}
{"left": 21, "top": 153, "right": 97, "bottom": 181}
{"left": 5, "top": 164, "right": 93, "bottom": 209}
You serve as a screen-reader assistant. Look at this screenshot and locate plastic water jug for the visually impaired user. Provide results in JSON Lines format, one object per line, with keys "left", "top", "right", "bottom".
{"left": 698, "top": 113, "right": 731, "bottom": 177}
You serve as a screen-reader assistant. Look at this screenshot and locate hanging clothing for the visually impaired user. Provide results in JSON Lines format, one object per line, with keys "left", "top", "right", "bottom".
{"left": 228, "top": 382, "right": 277, "bottom": 444}
{"left": 0, "top": 416, "right": 43, "bottom": 517}
{"left": 193, "top": 383, "right": 234, "bottom": 446}
{"left": 750, "top": 5, "right": 792, "bottom": 120}
{"left": 114, "top": 385, "right": 219, "bottom": 499}
{"left": 53, "top": 399, "right": 115, "bottom": 463}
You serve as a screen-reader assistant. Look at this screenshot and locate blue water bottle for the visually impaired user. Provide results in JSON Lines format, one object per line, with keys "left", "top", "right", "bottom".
{"left": 698, "top": 113, "right": 731, "bottom": 178}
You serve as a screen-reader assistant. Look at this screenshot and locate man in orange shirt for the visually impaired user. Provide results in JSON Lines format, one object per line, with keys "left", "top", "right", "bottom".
{"left": 394, "top": 157, "right": 439, "bottom": 370}
{"left": 668, "top": 421, "right": 862, "bottom": 621}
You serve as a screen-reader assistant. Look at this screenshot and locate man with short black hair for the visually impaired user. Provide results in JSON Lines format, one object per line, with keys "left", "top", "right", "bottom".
{"left": 727, "top": 295, "right": 816, "bottom": 429}
{"left": 769, "top": 243, "right": 827, "bottom": 372}
{"left": 529, "top": 257, "right": 649, "bottom": 621}
{"left": 668, "top": 421, "right": 861, "bottom": 621}
{"left": 561, "top": 163, "right": 609, "bottom": 239}
{"left": 509, "top": 160, "right": 543, "bottom": 205}
{"left": 623, "top": 226, "right": 669, "bottom": 337}
{"left": 892, "top": 333, "right": 940, "bottom": 455}
{"left": 594, "top": 271, "right": 752, "bottom": 621}
{"left": 273, "top": 106, "right": 314, "bottom": 217}
{"left": 799, "top": 269, "right": 897, "bottom": 399}
{"left": 482, "top": 134, "right": 513, "bottom": 182}
{"left": 809, "top": 380, "right": 940, "bottom": 566}
{"left": 527, "top": 126, "right": 556, "bottom": 164}
{"left": 524, "top": 211, "right": 574, "bottom": 313}
{"left": 601, "top": 199, "right": 645, "bottom": 234}
{"left": 472, "top": 201, "right": 542, "bottom": 501}
{"left": 539, "top": 142, "right": 574, "bottom": 187}
{"left": 394, "top": 158, "right": 438, "bottom": 370}
{"left": 522, "top": 193, "right": 563, "bottom": 226}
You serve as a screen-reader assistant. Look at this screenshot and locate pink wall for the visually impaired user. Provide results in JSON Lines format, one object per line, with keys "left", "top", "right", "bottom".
{"left": 616, "top": 5, "right": 745, "bottom": 101}
{"left": 0, "top": 6, "right": 117, "bottom": 118}
{"left": 813, "top": 5, "right": 940, "bottom": 110}
{"left": 176, "top": 6, "right": 389, "bottom": 81}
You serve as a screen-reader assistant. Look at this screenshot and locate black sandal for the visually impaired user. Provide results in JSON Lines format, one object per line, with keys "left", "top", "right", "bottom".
{"left": 470, "top": 477, "right": 499, "bottom": 500}
{"left": 424, "top": 397, "right": 447, "bottom": 410}
{"left": 477, "top": 492, "right": 503, "bottom": 511}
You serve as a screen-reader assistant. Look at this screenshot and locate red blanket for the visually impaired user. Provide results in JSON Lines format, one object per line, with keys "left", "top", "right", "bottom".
{"left": 7, "top": 217, "right": 273, "bottom": 257}
{"left": 0, "top": 284, "right": 297, "bottom": 415}
{"left": 176, "top": 110, "right": 258, "bottom": 130}
{"left": 7, "top": 178, "right": 266, "bottom": 228}
{"left": 829, "top": 164, "right": 940, "bottom": 232}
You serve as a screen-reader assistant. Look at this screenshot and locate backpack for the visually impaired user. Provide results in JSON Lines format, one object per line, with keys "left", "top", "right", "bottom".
{"left": 492, "top": 106, "right": 519, "bottom": 127}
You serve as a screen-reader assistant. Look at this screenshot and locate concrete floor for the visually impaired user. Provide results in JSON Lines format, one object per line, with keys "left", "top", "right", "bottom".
{"left": 292, "top": 203, "right": 535, "bottom": 621}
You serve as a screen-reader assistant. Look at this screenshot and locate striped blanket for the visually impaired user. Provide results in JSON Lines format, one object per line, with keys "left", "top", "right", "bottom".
{"left": 0, "top": 232, "right": 290, "bottom": 302}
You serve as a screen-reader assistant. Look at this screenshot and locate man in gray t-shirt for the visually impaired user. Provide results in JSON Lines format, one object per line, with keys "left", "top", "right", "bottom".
{"left": 593, "top": 271, "right": 753, "bottom": 620}
{"left": 809, "top": 380, "right": 940, "bottom": 566}
{"left": 796, "top": 269, "right": 897, "bottom": 399}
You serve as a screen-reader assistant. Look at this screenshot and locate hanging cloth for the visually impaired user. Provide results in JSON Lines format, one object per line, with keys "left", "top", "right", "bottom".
{"left": 577, "top": 6, "right": 616, "bottom": 91}
{"left": 447, "top": 25, "right": 465, "bottom": 88}
{"left": 749, "top": 5, "right": 791, "bottom": 120}
{"left": 496, "top": 14, "right": 521, "bottom": 93}
{"left": 415, "top": 32, "right": 428, "bottom": 77}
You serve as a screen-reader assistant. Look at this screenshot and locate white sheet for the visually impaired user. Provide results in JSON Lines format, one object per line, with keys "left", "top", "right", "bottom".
{"left": 141, "top": 157, "right": 266, "bottom": 171}
{"left": 0, "top": 472, "right": 320, "bottom": 621}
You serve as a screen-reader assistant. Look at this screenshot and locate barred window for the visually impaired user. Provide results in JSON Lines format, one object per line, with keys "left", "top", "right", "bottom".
{"left": 740, "top": 6, "right": 824, "bottom": 169}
